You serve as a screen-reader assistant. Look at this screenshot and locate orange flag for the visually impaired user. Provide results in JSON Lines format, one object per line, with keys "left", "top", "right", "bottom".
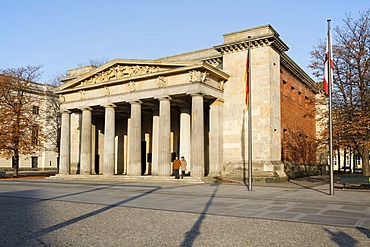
{"left": 244, "top": 48, "right": 250, "bottom": 107}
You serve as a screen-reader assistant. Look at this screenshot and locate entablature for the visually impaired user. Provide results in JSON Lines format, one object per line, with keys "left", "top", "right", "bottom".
{"left": 214, "top": 35, "right": 289, "bottom": 55}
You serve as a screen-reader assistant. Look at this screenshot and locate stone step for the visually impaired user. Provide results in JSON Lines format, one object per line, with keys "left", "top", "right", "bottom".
{"left": 48, "top": 174, "right": 205, "bottom": 183}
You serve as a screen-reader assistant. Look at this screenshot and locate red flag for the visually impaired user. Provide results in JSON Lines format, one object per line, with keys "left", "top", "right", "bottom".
{"left": 324, "top": 26, "right": 334, "bottom": 94}
{"left": 244, "top": 48, "right": 250, "bottom": 106}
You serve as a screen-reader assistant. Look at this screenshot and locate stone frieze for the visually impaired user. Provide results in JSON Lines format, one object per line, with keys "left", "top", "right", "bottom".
{"left": 189, "top": 70, "right": 209, "bottom": 83}
{"left": 81, "top": 65, "right": 163, "bottom": 86}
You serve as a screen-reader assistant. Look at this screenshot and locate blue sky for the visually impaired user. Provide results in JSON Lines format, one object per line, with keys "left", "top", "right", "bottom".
{"left": 1, "top": 0, "right": 369, "bottom": 83}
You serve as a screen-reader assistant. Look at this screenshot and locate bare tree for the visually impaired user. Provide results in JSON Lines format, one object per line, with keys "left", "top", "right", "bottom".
{"left": 48, "top": 71, "right": 68, "bottom": 87}
{"left": 0, "top": 66, "right": 44, "bottom": 177}
{"left": 77, "top": 57, "right": 110, "bottom": 68}
{"left": 310, "top": 10, "right": 370, "bottom": 175}
{"left": 44, "top": 73, "right": 64, "bottom": 169}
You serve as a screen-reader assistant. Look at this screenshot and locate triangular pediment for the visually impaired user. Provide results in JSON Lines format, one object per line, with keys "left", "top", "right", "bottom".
{"left": 57, "top": 59, "right": 199, "bottom": 92}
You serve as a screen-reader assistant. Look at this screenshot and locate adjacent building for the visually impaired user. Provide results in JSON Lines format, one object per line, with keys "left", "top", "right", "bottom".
{"left": 0, "top": 82, "right": 59, "bottom": 171}
{"left": 56, "top": 25, "right": 319, "bottom": 181}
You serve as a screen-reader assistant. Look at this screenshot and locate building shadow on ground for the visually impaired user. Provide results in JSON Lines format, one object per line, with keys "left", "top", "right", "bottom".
{"left": 0, "top": 183, "right": 162, "bottom": 245}
{"left": 180, "top": 183, "right": 219, "bottom": 247}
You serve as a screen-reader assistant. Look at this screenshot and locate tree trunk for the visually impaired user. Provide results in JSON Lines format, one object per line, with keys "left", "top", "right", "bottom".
{"left": 13, "top": 154, "right": 19, "bottom": 178}
{"left": 361, "top": 146, "right": 370, "bottom": 176}
{"left": 337, "top": 149, "right": 341, "bottom": 172}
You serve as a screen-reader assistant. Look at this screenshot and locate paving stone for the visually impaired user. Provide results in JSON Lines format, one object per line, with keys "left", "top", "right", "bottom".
{"left": 296, "top": 202, "right": 330, "bottom": 209}
{"left": 234, "top": 203, "right": 266, "bottom": 210}
{"left": 260, "top": 212, "right": 299, "bottom": 220}
{"left": 323, "top": 209, "right": 369, "bottom": 218}
{"left": 359, "top": 219, "right": 370, "bottom": 229}
{"left": 299, "top": 215, "right": 360, "bottom": 227}
{"left": 286, "top": 207, "right": 322, "bottom": 214}
{"left": 265, "top": 206, "right": 286, "bottom": 211}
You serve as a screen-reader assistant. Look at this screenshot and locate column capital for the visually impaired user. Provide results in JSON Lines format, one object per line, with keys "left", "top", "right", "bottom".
{"left": 127, "top": 100, "right": 142, "bottom": 105}
{"left": 59, "top": 109, "right": 71, "bottom": 114}
{"left": 101, "top": 103, "right": 116, "bottom": 108}
{"left": 189, "top": 93, "right": 204, "bottom": 97}
{"left": 79, "top": 107, "right": 93, "bottom": 111}
{"left": 156, "top": 96, "right": 172, "bottom": 101}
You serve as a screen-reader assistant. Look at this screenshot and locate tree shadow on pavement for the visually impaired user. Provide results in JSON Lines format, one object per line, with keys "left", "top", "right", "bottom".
{"left": 180, "top": 183, "right": 219, "bottom": 247}
{"left": 356, "top": 227, "right": 370, "bottom": 238}
{"left": 324, "top": 228, "right": 358, "bottom": 247}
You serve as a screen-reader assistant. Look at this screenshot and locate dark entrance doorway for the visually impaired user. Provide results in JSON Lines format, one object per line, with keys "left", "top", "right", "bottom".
{"left": 95, "top": 154, "right": 100, "bottom": 174}
{"left": 141, "top": 141, "right": 146, "bottom": 175}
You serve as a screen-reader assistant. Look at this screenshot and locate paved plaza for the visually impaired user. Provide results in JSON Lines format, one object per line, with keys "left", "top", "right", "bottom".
{"left": 0, "top": 178, "right": 369, "bottom": 246}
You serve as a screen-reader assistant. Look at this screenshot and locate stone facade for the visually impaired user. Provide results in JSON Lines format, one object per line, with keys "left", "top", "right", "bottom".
{"left": 56, "top": 25, "right": 318, "bottom": 182}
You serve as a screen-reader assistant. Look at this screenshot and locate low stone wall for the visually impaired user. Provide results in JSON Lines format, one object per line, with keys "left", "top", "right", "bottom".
{"left": 284, "top": 162, "right": 328, "bottom": 179}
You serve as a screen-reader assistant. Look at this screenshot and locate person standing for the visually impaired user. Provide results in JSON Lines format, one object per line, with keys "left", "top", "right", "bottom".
{"left": 180, "top": 156, "right": 187, "bottom": 179}
{"left": 173, "top": 157, "right": 181, "bottom": 179}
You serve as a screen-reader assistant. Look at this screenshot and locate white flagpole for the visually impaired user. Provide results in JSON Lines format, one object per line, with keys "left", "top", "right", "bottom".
{"left": 327, "top": 19, "right": 334, "bottom": 196}
{"left": 248, "top": 36, "right": 252, "bottom": 191}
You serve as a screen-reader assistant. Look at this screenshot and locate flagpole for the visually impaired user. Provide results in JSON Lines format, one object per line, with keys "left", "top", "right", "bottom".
{"left": 248, "top": 36, "right": 252, "bottom": 192}
{"left": 327, "top": 19, "right": 334, "bottom": 196}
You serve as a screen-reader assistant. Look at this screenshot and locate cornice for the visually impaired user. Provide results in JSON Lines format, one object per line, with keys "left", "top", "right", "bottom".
{"left": 214, "top": 35, "right": 289, "bottom": 55}
{"left": 203, "top": 55, "right": 223, "bottom": 67}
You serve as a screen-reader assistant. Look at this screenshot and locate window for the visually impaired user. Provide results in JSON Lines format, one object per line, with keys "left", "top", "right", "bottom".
{"left": 333, "top": 155, "right": 337, "bottom": 166}
{"left": 32, "top": 129, "right": 39, "bottom": 146}
{"left": 32, "top": 105, "right": 39, "bottom": 115}
{"left": 355, "top": 154, "right": 361, "bottom": 167}
{"left": 31, "top": 156, "right": 38, "bottom": 168}
{"left": 346, "top": 155, "right": 351, "bottom": 166}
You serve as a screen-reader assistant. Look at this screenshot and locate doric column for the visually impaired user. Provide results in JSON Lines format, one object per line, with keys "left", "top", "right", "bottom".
{"left": 80, "top": 107, "right": 92, "bottom": 175}
{"left": 151, "top": 109, "right": 159, "bottom": 175}
{"left": 180, "top": 106, "right": 191, "bottom": 172}
{"left": 158, "top": 97, "right": 171, "bottom": 176}
{"left": 128, "top": 101, "right": 142, "bottom": 175}
{"left": 209, "top": 99, "right": 224, "bottom": 176}
{"left": 59, "top": 110, "right": 71, "bottom": 175}
{"left": 103, "top": 104, "right": 116, "bottom": 175}
{"left": 191, "top": 94, "right": 204, "bottom": 177}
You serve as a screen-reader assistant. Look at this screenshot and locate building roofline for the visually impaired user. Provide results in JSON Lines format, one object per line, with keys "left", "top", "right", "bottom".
{"left": 280, "top": 53, "right": 319, "bottom": 93}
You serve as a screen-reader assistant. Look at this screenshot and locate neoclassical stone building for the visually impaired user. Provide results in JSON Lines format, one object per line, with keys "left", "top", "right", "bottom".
{"left": 56, "top": 25, "right": 318, "bottom": 181}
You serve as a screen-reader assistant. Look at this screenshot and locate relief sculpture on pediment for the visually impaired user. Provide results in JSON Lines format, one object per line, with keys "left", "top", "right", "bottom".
{"left": 80, "top": 65, "right": 163, "bottom": 86}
